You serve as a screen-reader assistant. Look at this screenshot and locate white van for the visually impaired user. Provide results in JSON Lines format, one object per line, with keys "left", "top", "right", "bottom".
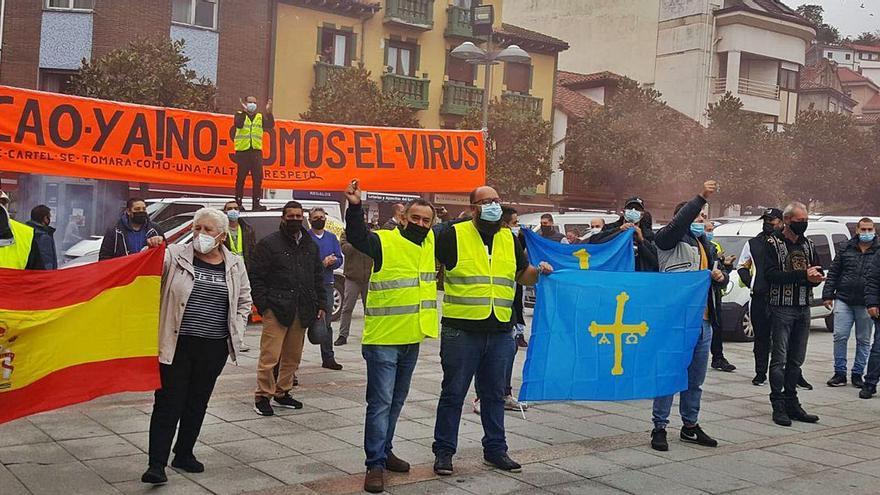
{"left": 817, "top": 216, "right": 880, "bottom": 237}
{"left": 713, "top": 220, "right": 851, "bottom": 341}
{"left": 518, "top": 210, "right": 621, "bottom": 241}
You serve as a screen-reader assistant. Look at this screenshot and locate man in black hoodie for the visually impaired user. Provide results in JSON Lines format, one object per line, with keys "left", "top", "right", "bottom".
{"left": 98, "top": 198, "right": 164, "bottom": 260}
{"left": 590, "top": 197, "right": 658, "bottom": 272}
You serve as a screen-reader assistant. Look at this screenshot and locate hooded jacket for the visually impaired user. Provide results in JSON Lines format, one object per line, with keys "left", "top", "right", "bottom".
{"left": 99, "top": 213, "right": 163, "bottom": 261}
{"left": 25, "top": 220, "right": 57, "bottom": 269}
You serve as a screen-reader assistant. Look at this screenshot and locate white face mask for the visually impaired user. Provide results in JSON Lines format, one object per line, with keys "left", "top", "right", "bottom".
{"left": 194, "top": 232, "right": 221, "bottom": 254}
{"left": 511, "top": 226, "right": 521, "bottom": 236}
{"left": 590, "top": 227, "right": 602, "bottom": 234}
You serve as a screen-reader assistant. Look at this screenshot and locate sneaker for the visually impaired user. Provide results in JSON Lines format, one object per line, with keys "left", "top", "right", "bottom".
{"left": 433, "top": 453, "right": 454, "bottom": 476}
{"left": 515, "top": 334, "right": 528, "bottom": 348}
{"left": 852, "top": 374, "right": 865, "bottom": 388}
{"left": 322, "top": 360, "right": 343, "bottom": 371}
{"left": 504, "top": 395, "right": 529, "bottom": 411}
{"left": 254, "top": 397, "right": 274, "bottom": 416}
{"left": 293, "top": 377, "right": 299, "bottom": 387}
{"left": 472, "top": 397, "right": 481, "bottom": 414}
{"left": 711, "top": 357, "right": 736, "bottom": 372}
{"left": 752, "top": 373, "right": 767, "bottom": 386}
{"left": 650, "top": 428, "right": 668, "bottom": 451}
{"left": 385, "top": 452, "right": 410, "bottom": 473}
{"left": 334, "top": 336, "right": 347, "bottom": 346}
{"left": 797, "top": 376, "right": 813, "bottom": 390}
{"left": 363, "top": 467, "right": 384, "bottom": 494}
{"left": 827, "top": 373, "right": 847, "bottom": 387}
{"left": 171, "top": 455, "right": 204, "bottom": 473}
{"left": 273, "top": 393, "right": 303, "bottom": 410}
{"left": 860, "top": 384, "right": 876, "bottom": 399}
{"left": 141, "top": 465, "right": 167, "bottom": 484}
{"left": 680, "top": 424, "right": 718, "bottom": 447}
{"left": 483, "top": 452, "right": 522, "bottom": 472}
{"left": 239, "top": 343, "right": 250, "bottom": 352}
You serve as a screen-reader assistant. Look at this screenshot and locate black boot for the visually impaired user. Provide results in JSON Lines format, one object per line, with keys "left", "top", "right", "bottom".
{"left": 771, "top": 399, "right": 792, "bottom": 427}
{"left": 785, "top": 398, "right": 819, "bottom": 423}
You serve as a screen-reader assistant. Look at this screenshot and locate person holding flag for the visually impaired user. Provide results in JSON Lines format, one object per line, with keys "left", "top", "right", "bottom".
{"left": 650, "top": 180, "right": 727, "bottom": 452}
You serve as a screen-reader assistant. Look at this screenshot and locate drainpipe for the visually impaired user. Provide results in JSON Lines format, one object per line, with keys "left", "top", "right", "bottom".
{"left": 266, "top": 0, "right": 278, "bottom": 101}
{"left": 360, "top": 15, "right": 367, "bottom": 68}
{"left": 0, "top": 0, "right": 6, "bottom": 73}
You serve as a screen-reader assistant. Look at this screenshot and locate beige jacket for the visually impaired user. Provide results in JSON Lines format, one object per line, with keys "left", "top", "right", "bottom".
{"left": 159, "top": 243, "right": 252, "bottom": 365}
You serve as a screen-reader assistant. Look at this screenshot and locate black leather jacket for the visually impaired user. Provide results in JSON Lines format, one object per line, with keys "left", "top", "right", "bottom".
{"left": 824, "top": 237, "right": 880, "bottom": 306}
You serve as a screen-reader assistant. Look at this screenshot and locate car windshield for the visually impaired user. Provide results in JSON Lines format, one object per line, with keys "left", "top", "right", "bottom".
{"left": 156, "top": 213, "right": 196, "bottom": 235}
{"left": 714, "top": 236, "right": 748, "bottom": 264}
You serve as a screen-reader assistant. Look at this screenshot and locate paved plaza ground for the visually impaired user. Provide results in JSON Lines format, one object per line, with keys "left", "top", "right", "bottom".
{"left": 3, "top": 306, "right": 880, "bottom": 495}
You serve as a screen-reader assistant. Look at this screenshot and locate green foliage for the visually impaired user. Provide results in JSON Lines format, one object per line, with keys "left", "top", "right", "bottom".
{"left": 796, "top": 5, "right": 840, "bottom": 44}
{"left": 854, "top": 31, "right": 880, "bottom": 43}
{"left": 459, "top": 99, "right": 552, "bottom": 197}
{"left": 69, "top": 39, "right": 216, "bottom": 111}
{"left": 300, "top": 67, "right": 420, "bottom": 128}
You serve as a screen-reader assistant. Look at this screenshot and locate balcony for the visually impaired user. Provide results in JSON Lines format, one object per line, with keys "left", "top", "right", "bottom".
{"left": 502, "top": 92, "right": 543, "bottom": 115}
{"left": 712, "top": 77, "right": 780, "bottom": 99}
{"left": 445, "top": 5, "right": 481, "bottom": 40}
{"left": 382, "top": 74, "right": 431, "bottom": 110}
{"left": 441, "top": 82, "right": 483, "bottom": 116}
{"left": 314, "top": 62, "right": 352, "bottom": 87}
{"left": 384, "top": 0, "right": 433, "bottom": 30}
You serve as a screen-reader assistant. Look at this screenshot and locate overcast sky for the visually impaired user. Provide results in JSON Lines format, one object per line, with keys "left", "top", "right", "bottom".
{"left": 790, "top": 0, "right": 880, "bottom": 37}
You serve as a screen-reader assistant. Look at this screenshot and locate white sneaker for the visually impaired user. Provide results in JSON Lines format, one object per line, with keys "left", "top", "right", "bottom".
{"left": 472, "top": 398, "right": 480, "bottom": 414}
{"left": 239, "top": 343, "right": 250, "bottom": 352}
{"left": 504, "top": 395, "right": 528, "bottom": 411}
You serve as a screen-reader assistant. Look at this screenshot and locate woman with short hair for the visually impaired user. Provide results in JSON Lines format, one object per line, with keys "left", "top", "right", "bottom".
{"left": 142, "top": 208, "right": 252, "bottom": 484}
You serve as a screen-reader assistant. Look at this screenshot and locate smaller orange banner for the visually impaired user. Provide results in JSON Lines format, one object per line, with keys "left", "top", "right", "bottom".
{"left": 0, "top": 86, "right": 486, "bottom": 192}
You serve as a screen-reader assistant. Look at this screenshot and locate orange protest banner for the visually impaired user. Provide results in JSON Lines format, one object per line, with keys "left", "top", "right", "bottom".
{"left": 0, "top": 86, "right": 486, "bottom": 192}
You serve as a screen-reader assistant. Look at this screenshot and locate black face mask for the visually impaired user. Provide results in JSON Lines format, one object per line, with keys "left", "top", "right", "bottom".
{"left": 762, "top": 222, "right": 776, "bottom": 235}
{"left": 403, "top": 222, "right": 430, "bottom": 244}
{"left": 789, "top": 221, "right": 808, "bottom": 236}
{"left": 310, "top": 218, "right": 326, "bottom": 230}
{"left": 282, "top": 219, "right": 302, "bottom": 235}
{"left": 540, "top": 225, "right": 553, "bottom": 236}
{"left": 131, "top": 212, "right": 148, "bottom": 225}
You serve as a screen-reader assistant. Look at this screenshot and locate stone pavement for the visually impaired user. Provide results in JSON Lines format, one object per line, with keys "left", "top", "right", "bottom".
{"left": 3, "top": 306, "right": 880, "bottom": 495}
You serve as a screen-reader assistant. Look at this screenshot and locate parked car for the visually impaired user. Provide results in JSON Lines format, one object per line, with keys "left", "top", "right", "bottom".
{"left": 713, "top": 220, "right": 851, "bottom": 341}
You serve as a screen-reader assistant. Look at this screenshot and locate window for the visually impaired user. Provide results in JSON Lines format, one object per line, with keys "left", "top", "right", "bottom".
{"left": 46, "top": 0, "right": 95, "bottom": 10}
{"left": 39, "top": 70, "right": 75, "bottom": 94}
{"left": 504, "top": 62, "right": 531, "bottom": 94}
{"left": 453, "top": 0, "right": 473, "bottom": 7}
{"left": 778, "top": 68, "right": 798, "bottom": 91}
{"left": 319, "top": 29, "right": 354, "bottom": 67}
{"left": 833, "top": 234, "right": 850, "bottom": 246}
{"left": 827, "top": 52, "right": 833, "bottom": 59}
{"left": 808, "top": 235, "right": 833, "bottom": 269}
{"left": 172, "top": 0, "right": 217, "bottom": 29}
{"left": 387, "top": 41, "right": 417, "bottom": 76}
{"left": 446, "top": 53, "right": 475, "bottom": 84}
{"left": 846, "top": 53, "right": 852, "bottom": 61}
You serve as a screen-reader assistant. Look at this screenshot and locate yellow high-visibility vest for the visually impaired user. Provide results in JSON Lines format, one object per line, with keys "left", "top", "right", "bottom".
{"left": 229, "top": 225, "right": 243, "bottom": 256}
{"left": 0, "top": 219, "right": 35, "bottom": 269}
{"left": 234, "top": 113, "right": 263, "bottom": 151}
{"left": 363, "top": 228, "right": 438, "bottom": 345}
{"left": 443, "top": 221, "right": 516, "bottom": 322}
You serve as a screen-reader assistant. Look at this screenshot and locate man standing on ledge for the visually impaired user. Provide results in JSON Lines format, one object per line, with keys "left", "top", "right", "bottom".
{"left": 234, "top": 96, "right": 274, "bottom": 211}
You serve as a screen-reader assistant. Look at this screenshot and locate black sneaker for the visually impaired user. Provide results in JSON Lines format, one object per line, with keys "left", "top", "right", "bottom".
{"left": 752, "top": 373, "right": 767, "bottom": 386}
{"left": 273, "top": 393, "right": 303, "bottom": 410}
{"left": 483, "top": 452, "right": 522, "bottom": 473}
{"left": 254, "top": 397, "right": 274, "bottom": 416}
{"left": 852, "top": 374, "right": 865, "bottom": 388}
{"left": 650, "top": 428, "right": 668, "bottom": 452}
{"left": 433, "top": 453, "right": 454, "bottom": 476}
{"left": 171, "top": 455, "right": 204, "bottom": 473}
{"left": 711, "top": 357, "right": 736, "bottom": 372}
{"left": 860, "top": 384, "right": 876, "bottom": 399}
{"left": 334, "top": 336, "right": 347, "bottom": 346}
{"left": 797, "top": 376, "right": 813, "bottom": 390}
{"left": 827, "top": 373, "right": 847, "bottom": 387}
{"left": 680, "top": 424, "right": 718, "bottom": 447}
{"left": 141, "top": 465, "right": 167, "bottom": 484}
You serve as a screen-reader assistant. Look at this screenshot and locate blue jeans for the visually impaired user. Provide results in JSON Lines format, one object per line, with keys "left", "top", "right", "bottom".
{"left": 832, "top": 301, "right": 872, "bottom": 375}
{"left": 652, "top": 320, "right": 712, "bottom": 429}
{"left": 320, "top": 284, "right": 335, "bottom": 362}
{"left": 362, "top": 344, "right": 420, "bottom": 469}
{"left": 433, "top": 325, "right": 516, "bottom": 457}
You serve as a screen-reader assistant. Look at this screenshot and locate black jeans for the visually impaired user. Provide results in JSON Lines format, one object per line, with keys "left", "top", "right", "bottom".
{"left": 234, "top": 149, "right": 263, "bottom": 206}
{"left": 752, "top": 295, "right": 772, "bottom": 375}
{"left": 768, "top": 306, "right": 810, "bottom": 401}
{"left": 863, "top": 320, "right": 880, "bottom": 387}
{"left": 710, "top": 322, "right": 724, "bottom": 360}
{"left": 148, "top": 336, "right": 228, "bottom": 467}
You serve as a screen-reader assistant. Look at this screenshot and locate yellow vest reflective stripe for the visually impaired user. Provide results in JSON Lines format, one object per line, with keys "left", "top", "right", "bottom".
{"left": 0, "top": 220, "right": 35, "bottom": 269}
{"left": 234, "top": 113, "right": 263, "bottom": 151}
{"left": 443, "top": 221, "right": 516, "bottom": 321}
{"left": 363, "top": 228, "right": 438, "bottom": 344}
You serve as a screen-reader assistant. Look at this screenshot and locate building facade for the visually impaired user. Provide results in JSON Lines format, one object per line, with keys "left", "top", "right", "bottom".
{"left": 798, "top": 59, "right": 857, "bottom": 114}
{"left": 808, "top": 42, "right": 880, "bottom": 86}
{"left": 504, "top": 0, "right": 815, "bottom": 127}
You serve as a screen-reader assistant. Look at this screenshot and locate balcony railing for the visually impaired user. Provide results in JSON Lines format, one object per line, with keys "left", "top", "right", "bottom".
{"left": 384, "top": 0, "right": 433, "bottom": 30}
{"left": 441, "top": 82, "right": 483, "bottom": 116}
{"left": 314, "top": 62, "right": 351, "bottom": 87}
{"left": 713, "top": 77, "right": 780, "bottom": 99}
{"left": 445, "top": 5, "right": 480, "bottom": 39}
{"left": 502, "top": 92, "right": 543, "bottom": 115}
{"left": 383, "top": 74, "right": 431, "bottom": 110}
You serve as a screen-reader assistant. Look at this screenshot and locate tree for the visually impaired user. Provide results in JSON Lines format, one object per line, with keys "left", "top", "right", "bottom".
{"left": 854, "top": 31, "right": 880, "bottom": 44}
{"left": 300, "top": 67, "right": 420, "bottom": 128}
{"left": 459, "top": 99, "right": 552, "bottom": 197}
{"left": 796, "top": 5, "right": 841, "bottom": 44}
{"left": 70, "top": 38, "right": 216, "bottom": 111}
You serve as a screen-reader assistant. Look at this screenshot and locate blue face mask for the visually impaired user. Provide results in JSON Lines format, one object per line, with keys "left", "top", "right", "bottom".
{"left": 690, "top": 222, "right": 705, "bottom": 238}
{"left": 860, "top": 232, "right": 876, "bottom": 243}
{"left": 227, "top": 210, "right": 240, "bottom": 222}
{"left": 479, "top": 202, "right": 502, "bottom": 222}
{"left": 705, "top": 232, "right": 714, "bottom": 242}
{"left": 624, "top": 209, "right": 642, "bottom": 223}
{"left": 246, "top": 102, "right": 257, "bottom": 113}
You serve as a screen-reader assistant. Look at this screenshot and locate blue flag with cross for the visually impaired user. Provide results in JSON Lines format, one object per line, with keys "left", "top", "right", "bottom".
{"left": 521, "top": 228, "right": 635, "bottom": 272}
{"left": 518, "top": 269, "right": 711, "bottom": 401}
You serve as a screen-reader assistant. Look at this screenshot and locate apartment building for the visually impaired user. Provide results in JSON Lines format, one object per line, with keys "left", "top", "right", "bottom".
{"left": 798, "top": 58, "right": 857, "bottom": 114}
{"left": 809, "top": 42, "right": 880, "bottom": 86}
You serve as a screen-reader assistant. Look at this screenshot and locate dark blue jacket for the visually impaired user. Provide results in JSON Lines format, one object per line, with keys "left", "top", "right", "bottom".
{"left": 25, "top": 220, "right": 57, "bottom": 269}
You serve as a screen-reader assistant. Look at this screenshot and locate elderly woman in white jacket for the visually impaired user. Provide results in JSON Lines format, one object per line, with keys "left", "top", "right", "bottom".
{"left": 142, "top": 208, "right": 252, "bottom": 485}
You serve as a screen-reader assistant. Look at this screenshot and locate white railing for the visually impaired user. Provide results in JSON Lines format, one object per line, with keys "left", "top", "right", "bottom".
{"left": 712, "top": 77, "right": 780, "bottom": 99}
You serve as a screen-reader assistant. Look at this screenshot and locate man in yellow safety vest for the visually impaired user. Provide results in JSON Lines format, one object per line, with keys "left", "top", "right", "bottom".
{"left": 343, "top": 180, "right": 438, "bottom": 493}
{"left": 0, "top": 196, "right": 44, "bottom": 270}
{"left": 222, "top": 199, "right": 256, "bottom": 352}
{"left": 233, "top": 96, "right": 274, "bottom": 211}
{"left": 432, "top": 185, "right": 553, "bottom": 477}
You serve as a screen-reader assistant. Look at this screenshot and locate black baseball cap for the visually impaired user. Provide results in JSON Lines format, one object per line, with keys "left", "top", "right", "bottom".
{"left": 761, "top": 208, "right": 783, "bottom": 221}
{"left": 624, "top": 197, "right": 644, "bottom": 209}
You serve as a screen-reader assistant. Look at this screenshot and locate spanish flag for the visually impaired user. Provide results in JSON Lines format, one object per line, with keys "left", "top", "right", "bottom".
{"left": 0, "top": 248, "right": 163, "bottom": 424}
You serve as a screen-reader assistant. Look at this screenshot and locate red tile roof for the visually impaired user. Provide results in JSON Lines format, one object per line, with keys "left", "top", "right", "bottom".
{"left": 554, "top": 85, "right": 600, "bottom": 118}
{"left": 846, "top": 43, "right": 880, "bottom": 54}
{"left": 715, "top": 0, "right": 813, "bottom": 28}
{"left": 838, "top": 67, "right": 872, "bottom": 84}
{"left": 557, "top": 70, "right": 625, "bottom": 89}
{"left": 494, "top": 23, "right": 569, "bottom": 54}
{"left": 863, "top": 93, "right": 880, "bottom": 112}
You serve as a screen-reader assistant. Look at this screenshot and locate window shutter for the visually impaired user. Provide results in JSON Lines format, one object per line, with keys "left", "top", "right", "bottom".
{"left": 528, "top": 64, "right": 534, "bottom": 93}
{"left": 349, "top": 33, "right": 358, "bottom": 66}
{"left": 316, "top": 27, "right": 323, "bottom": 55}
{"left": 413, "top": 44, "right": 421, "bottom": 75}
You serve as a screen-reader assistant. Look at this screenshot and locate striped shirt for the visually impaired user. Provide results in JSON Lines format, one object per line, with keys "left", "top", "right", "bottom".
{"left": 179, "top": 258, "right": 230, "bottom": 340}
